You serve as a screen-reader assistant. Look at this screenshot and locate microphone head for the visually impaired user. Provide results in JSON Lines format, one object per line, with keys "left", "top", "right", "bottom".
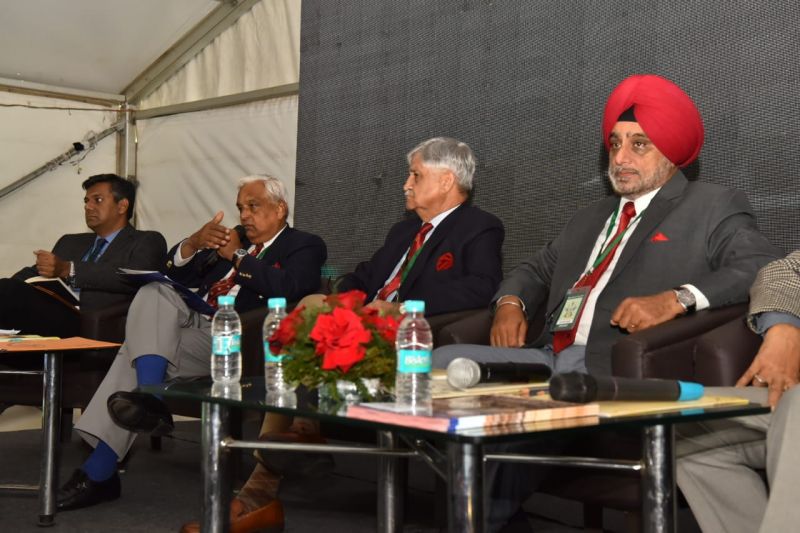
{"left": 446, "top": 357, "right": 482, "bottom": 389}
{"left": 549, "top": 372, "right": 597, "bottom": 403}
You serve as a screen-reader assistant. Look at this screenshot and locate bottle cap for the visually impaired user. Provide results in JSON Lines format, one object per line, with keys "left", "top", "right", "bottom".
{"left": 403, "top": 300, "right": 425, "bottom": 313}
{"left": 217, "top": 295, "right": 235, "bottom": 307}
{"left": 267, "top": 297, "right": 287, "bottom": 309}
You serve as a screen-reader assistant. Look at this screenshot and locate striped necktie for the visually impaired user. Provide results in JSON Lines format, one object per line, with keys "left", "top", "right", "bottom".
{"left": 207, "top": 244, "right": 264, "bottom": 309}
{"left": 85, "top": 238, "right": 108, "bottom": 263}
{"left": 377, "top": 222, "right": 433, "bottom": 301}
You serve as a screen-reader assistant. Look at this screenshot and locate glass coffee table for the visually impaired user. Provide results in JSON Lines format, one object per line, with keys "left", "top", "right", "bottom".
{"left": 143, "top": 377, "right": 769, "bottom": 533}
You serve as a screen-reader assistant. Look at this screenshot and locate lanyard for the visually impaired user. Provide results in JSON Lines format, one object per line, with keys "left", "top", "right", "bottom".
{"left": 400, "top": 243, "right": 426, "bottom": 283}
{"left": 588, "top": 205, "right": 642, "bottom": 273}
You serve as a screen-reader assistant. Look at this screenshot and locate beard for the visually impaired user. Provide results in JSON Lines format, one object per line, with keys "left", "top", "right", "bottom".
{"left": 608, "top": 157, "right": 675, "bottom": 198}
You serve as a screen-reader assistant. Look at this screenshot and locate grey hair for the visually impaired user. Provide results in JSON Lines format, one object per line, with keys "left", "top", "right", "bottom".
{"left": 237, "top": 174, "right": 290, "bottom": 218}
{"left": 406, "top": 137, "right": 476, "bottom": 192}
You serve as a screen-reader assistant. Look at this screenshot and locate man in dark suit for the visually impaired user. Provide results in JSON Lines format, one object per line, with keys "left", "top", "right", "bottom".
{"left": 57, "top": 175, "right": 327, "bottom": 511}
{"left": 433, "top": 75, "right": 782, "bottom": 531}
{"left": 178, "top": 138, "right": 505, "bottom": 533}
{"left": 0, "top": 173, "right": 167, "bottom": 338}
{"left": 338, "top": 136, "right": 504, "bottom": 316}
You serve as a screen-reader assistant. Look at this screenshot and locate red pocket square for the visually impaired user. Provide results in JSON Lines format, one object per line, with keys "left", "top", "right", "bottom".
{"left": 436, "top": 252, "right": 454, "bottom": 271}
{"left": 273, "top": 261, "right": 281, "bottom": 268}
{"left": 651, "top": 232, "right": 670, "bottom": 242}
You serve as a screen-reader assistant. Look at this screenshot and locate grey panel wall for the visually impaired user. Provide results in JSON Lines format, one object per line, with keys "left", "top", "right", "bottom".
{"left": 295, "top": 0, "right": 799, "bottom": 275}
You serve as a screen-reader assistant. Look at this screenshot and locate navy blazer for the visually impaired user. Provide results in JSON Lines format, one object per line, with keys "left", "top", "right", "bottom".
{"left": 338, "top": 204, "right": 504, "bottom": 316}
{"left": 166, "top": 226, "right": 327, "bottom": 314}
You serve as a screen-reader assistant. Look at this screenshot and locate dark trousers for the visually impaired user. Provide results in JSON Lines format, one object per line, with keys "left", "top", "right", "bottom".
{"left": 0, "top": 278, "right": 80, "bottom": 338}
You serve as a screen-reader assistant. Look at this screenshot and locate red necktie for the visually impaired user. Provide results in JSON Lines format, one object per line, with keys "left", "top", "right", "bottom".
{"left": 377, "top": 222, "right": 434, "bottom": 301}
{"left": 552, "top": 201, "right": 636, "bottom": 353}
{"left": 207, "top": 244, "right": 264, "bottom": 309}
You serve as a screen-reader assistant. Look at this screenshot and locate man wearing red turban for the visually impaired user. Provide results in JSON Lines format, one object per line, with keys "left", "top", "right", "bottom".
{"left": 433, "top": 74, "right": 781, "bottom": 531}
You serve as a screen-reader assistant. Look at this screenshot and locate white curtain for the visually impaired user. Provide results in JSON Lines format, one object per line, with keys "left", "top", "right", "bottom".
{"left": 135, "top": 95, "right": 298, "bottom": 247}
{"left": 0, "top": 91, "right": 117, "bottom": 277}
{"left": 138, "top": 0, "right": 300, "bottom": 109}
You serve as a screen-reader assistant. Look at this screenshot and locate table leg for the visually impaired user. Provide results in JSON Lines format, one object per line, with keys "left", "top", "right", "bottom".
{"left": 376, "top": 430, "right": 405, "bottom": 533}
{"left": 38, "top": 351, "right": 62, "bottom": 526}
{"left": 202, "top": 401, "right": 231, "bottom": 533}
{"left": 446, "top": 441, "right": 483, "bottom": 533}
{"left": 641, "top": 423, "right": 676, "bottom": 533}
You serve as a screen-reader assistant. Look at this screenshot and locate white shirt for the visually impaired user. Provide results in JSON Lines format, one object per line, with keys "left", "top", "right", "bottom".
{"left": 573, "top": 190, "right": 708, "bottom": 345}
{"left": 377, "top": 204, "right": 460, "bottom": 302}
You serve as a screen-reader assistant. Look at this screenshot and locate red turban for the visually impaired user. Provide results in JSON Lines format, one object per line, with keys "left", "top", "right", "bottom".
{"left": 602, "top": 74, "right": 704, "bottom": 167}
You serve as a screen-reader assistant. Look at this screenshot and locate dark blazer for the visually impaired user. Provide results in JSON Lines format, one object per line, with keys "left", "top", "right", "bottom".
{"left": 166, "top": 226, "right": 327, "bottom": 314}
{"left": 338, "top": 204, "right": 504, "bottom": 316}
{"left": 498, "top": 171, "right": 782, "bottom": 375}
{"left": 13, "top": 224, "right": 167, "bottom": 313}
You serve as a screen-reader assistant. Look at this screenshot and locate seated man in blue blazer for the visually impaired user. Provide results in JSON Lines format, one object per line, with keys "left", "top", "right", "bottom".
{"left": 338, "top": 136, "right": 505, "bottom": 316}
{"left": 179, "top": 137, "right": 506, "bottom": 533}
{"left": 56, "top": 175, "right": 327, "bottom": 511}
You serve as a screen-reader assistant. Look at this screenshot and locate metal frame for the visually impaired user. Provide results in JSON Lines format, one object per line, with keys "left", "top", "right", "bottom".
{"left": 200, "top": 402, "right": 683, "bottom": 533}
{"left": 0, "top": 352, "right": 63, "bottom": 525}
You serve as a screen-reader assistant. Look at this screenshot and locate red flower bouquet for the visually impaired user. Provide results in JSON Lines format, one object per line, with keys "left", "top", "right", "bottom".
{"left": 269, "top": 290, "right": 399, "bottom": 400}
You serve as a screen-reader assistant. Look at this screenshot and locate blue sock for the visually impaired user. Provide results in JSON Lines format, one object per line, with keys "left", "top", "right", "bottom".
{"left": 81, "top": 440, "right": 118, "bottom": 482}
{"left": 135, "top": 354, "right": 169, "bottom": 398}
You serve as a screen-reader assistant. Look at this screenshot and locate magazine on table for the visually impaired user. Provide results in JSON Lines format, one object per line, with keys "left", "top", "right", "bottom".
{"left": 118, "top": 268, "right": 215, "bottom": 316}
{"left": 25, "top": 276, "right": 79, "bottom": 309}
{"left": 347, "top": 395, "right": 599, "bottom": 433}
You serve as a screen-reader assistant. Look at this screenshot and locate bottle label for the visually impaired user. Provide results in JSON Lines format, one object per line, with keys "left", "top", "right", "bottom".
{"left": 397, "top": 349, "right": 432, "bottom": 373}
{"left": 212, "top": 334, "right": 241, "bottom": 356}
{"left": 263, "top": 341, "right": 287, "bottom": 363}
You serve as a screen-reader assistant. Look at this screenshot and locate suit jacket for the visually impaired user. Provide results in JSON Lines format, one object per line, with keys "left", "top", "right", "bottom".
{"left": 498, "top": 171, "right": 782, "bottom": 374}
{"left": 338, "top": 204, "right": 504, "bottom": 316}
{"left": 747, "top": 250, "right": 800, "bottom": 330}
{"left": 13, "top": 224, "right": 167, "bottom": 313}
{"left": 166, "top": 226, "right": 327, "bottom": 314}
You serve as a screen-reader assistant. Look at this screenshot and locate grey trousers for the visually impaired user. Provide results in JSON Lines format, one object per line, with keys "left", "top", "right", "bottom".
{"left": 74, "top": 282, "right": 212, "bottom": 457}
{"left": 433, "top": 343, "right": 587, "bottom": 532}
{"left": 677, "top": 386, "right": 800, "bottom": 533}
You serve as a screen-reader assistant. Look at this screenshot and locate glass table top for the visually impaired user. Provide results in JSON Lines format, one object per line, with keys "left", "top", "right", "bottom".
{"left": 141, "top": 377, "right": 771, "bottom": 444}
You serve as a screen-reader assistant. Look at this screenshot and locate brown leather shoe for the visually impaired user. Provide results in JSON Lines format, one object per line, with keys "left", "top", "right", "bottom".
{"left": 179, "top": 498, "right": 284, "bottom": 533}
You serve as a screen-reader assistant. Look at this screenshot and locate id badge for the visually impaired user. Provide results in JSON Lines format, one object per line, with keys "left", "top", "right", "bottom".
{"left": 551, "top": 286, "right": 591, "bottom": 332}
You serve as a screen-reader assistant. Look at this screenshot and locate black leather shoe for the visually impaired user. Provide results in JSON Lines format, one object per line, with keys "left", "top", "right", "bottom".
{"left": 107, "top": 390, "right": 174, "bottom": 436}
{"left": 57, "top": 469, "right": 121, "bottom": 510}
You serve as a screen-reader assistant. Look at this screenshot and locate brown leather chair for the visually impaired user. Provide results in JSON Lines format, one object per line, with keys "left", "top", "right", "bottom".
{"left": 436, "top": 302, "right": 755, "bottom": 530}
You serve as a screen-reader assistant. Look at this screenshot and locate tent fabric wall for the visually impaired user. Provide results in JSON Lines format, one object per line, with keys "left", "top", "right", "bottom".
{"left": 0, "top": 91, "right": 117, "bottom": 277}
{"left": 138, "top": 0, "right": 300, "bottom": 109}
{"left": 135, "top": 95, "right": 298, "bottom": 247}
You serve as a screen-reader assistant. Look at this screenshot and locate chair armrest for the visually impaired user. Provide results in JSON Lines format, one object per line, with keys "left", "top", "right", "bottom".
{"left": 612, "top": 303, "right": 748, "bottom": 381}
{"left": 428, "top": 309, "right": 486, "bottom": 346}
{"left": 79, "top": 301, "right": 130, "bottom": 342}
{"left": 694, "top": 316, "right": 761, "bottom": 386}
{"left": 436, "top": 309, "right": 493, "bottom": 346}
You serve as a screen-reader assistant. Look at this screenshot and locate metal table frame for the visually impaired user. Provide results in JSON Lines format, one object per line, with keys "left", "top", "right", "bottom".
{"left": 0, "top": 351, "right": 62, "bottom": 526}
{"left": 194, "top": 397, "right": 761, "bottom": 533}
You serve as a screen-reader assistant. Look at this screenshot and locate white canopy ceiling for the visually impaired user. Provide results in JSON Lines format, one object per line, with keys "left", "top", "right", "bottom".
{"left": 0, "top": 0, "right": 218, "bottom": 94}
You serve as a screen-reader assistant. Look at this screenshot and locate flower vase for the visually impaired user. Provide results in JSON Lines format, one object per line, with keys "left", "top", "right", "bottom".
{"left": 318, "top": 377, "right": 381, "bottom": 411}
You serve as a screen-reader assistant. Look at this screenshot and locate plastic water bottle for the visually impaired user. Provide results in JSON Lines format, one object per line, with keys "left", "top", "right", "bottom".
{"left": 262, "top": 297, "right": 290, "bottom": 393}
{"left": 395, "top": 300, "right": 433, "bottom": 413}
{"left": 211, "top": 295, "right": 242, "bottom": 383}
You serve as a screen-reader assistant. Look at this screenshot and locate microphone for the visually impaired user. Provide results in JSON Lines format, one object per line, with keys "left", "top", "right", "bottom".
{"left": 446, "top": 357, "right": 553, "bottom": 389}
{"left": 548, "top": 372, "right": 704, "bottom": 403}
{"left": 201, "top": 225, "right": 248, "bottom": 271}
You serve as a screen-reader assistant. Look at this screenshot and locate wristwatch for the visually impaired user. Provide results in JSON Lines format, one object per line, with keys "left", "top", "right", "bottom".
{"left": 673, "top": 286, "right": 696, "bottom": 314}
{"left": 233, "top": 248, "right": 248, "bottom": 269}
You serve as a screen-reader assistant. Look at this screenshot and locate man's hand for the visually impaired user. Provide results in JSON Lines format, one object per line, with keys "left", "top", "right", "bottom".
{"left": 737, "top": 323, "right": 800, "bottom": 407}
{"left": 610, "top": 290, "right": 685, "bottom": 332}
{"left": 182, "top": 211, "right": 231, "bottom": 257}
{"left": 34, "top": 250, "right": 70, "bottom": 278}
{"left": 216, "top": 227, "right": 243, "bottom": 262}
{"left": 366, "top": 299, "right": 401, "bottom": 315}
{"left": 491, "top": 297, "right": 528, "bottom": 347}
